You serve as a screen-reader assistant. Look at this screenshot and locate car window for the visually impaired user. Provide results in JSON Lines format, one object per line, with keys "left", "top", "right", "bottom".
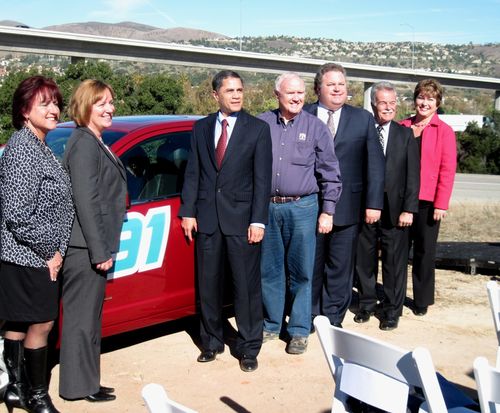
{"left": 46, "top": 128, "right": 126, "bottom": 160}
{"left": 121, "top": 131, "right": 191, "bottom": 203}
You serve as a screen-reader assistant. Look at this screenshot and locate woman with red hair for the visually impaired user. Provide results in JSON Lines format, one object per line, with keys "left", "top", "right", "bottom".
{"left": 0, "top": 76, "right": 74, "bottom": 413}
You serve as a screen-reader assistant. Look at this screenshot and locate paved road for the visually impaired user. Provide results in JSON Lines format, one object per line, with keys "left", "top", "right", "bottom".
{"left": 451, "top": 173, "right": 500, "bottom": 203}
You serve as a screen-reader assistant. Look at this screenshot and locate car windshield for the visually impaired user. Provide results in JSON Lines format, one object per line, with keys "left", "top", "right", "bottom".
{"left": 45, "top": 128, "right": 126, "bottom": 160}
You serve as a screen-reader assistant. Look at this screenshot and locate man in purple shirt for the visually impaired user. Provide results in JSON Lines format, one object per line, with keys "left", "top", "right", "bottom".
{"left": 258, "top": 72, "right": 342, "bottom": 354}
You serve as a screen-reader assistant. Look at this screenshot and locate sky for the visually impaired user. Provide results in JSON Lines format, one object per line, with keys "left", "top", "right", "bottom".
{"left": 2, "top": 0, "right": 499, "bottom": 45}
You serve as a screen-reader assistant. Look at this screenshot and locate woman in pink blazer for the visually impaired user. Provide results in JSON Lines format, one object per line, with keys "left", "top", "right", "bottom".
{"left": 400, "top": 79, "right": 456, "bottom": 316}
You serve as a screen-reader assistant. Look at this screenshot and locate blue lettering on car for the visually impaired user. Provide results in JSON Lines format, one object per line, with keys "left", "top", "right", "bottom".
{"left": 108, "top": 205, "right": 171, "bottom": 279}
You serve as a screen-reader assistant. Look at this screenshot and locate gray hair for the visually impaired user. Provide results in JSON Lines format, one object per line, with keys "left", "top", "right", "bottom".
{"left": 370, "top": 81, "right": 397, "bottom": 106}
{"left": 275, "top": 72, "right": 303, "bottom": 93}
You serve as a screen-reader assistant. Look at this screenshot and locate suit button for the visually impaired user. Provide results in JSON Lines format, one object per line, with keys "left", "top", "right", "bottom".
{"left": 217, "top": 188, "right": 221, "bottom": 193}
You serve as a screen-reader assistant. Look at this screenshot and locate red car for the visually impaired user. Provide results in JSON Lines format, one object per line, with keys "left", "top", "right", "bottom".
{"left": 46, "top": 115, "right": 201, "bottom": 337}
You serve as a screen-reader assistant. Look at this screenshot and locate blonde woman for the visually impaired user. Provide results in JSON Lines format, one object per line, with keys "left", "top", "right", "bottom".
{"left": 59, "top": 80, "right": 126, "bottom": 402}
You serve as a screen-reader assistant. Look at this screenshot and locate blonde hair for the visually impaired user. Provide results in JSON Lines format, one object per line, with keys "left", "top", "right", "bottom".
{"left": 69, "top": 79, "right": 115, "bottom": 126}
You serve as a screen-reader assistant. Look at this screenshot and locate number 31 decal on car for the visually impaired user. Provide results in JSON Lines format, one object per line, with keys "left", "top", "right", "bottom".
{"left": 109, "top": 206, "right": 171, "bottom": 279}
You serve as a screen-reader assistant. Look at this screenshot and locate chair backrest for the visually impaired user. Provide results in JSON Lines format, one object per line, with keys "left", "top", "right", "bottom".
{"left": 486, "top": 281, "right": 500, "bottom": 367}
{"left": 0, "top": 370, "right": 8, "bottom": 398}
{"left": 313, "top": 315, "right": 447, "bottom": 413}
{"left": 473, "top": 356, "right": 500, "bottom": 413}
{"left": 142, "top": 383, "right": 198, "bottom": 413}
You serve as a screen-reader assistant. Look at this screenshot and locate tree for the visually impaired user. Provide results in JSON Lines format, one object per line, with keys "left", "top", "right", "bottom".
{"left": 134, "top": 73, "right": 184, "bottom": 114}
{"left": 457, "top": 110, "right": 500, "bottom": 174}
{"left": 0, "top": 68, "right": 59, "bottom": 144}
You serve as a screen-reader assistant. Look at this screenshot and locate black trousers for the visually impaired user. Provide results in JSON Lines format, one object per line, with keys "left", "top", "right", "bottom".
{"left": 410, "top": 201, "right": 441, "bottom": 307}
{"left": 312, "top": 223, "right": 359, "bottom": 324}
{"left": 196, "top": 228, "right": 263, "bottom": 358}
{"left": 355, "top": 211, "right": 410, "bottom": 318}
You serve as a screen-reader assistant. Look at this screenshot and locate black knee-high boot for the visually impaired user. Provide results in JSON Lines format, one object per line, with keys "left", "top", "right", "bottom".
{"left": 24, "top": 347, "right": 60, "bottom": 413}
{"left": 3, "top": 338, "right": 29, "bottom": 412}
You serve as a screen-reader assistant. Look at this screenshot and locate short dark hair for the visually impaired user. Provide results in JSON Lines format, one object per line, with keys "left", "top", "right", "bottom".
{"left": 313, "top": 63, "right": 347, "bottom": 95}
{"left": 212, "top": 70, "right": 243, "bottom": 91}
{"left": 12, "top": 76, "right": 63, "bottom": 130}
{"left": 413, "top": 78, "right": 444, "bottom": 107}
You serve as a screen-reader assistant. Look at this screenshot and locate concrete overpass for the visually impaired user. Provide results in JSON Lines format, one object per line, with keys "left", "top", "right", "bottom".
{"left": 1, "top": 25, "right": 500, "bottom": 110}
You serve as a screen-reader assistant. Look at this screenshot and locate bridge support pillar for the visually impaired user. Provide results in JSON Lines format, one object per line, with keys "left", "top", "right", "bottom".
{"left": 495, "top": 90, "right": 500, "bottom": 111}
{"left": 363, "top": 82, "right": 373, "bottom": 113}
{"left": 70, "top": 56, "right": 85, "bottom": 65}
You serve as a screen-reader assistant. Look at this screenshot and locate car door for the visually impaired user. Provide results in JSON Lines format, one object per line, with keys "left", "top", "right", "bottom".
{"left": 101, "top": 124, "right": 196, "bottom": 337}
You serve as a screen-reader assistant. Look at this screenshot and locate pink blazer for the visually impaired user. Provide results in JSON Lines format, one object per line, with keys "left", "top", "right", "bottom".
{"left": 400, "top": 113, "right": 457, "bottom": 210}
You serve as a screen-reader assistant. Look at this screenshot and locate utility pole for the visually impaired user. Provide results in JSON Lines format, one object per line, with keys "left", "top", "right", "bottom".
{"left": 401, "top": 23, "right": 415, "bottom": 71}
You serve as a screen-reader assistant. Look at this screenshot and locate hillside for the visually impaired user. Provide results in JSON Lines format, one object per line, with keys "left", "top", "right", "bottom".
{"left": 42, "top": 21, "right": 228, "bottom": 42}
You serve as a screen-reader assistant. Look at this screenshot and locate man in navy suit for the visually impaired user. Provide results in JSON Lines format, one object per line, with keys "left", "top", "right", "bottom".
{"left": 179, "top": 70, "right": 272, "bottom": 372}
{"left": 355, "top": 81, "right": 420, "bottom": 330}
{"left": 304, "top": 63, "right": 385, "bottom": 327}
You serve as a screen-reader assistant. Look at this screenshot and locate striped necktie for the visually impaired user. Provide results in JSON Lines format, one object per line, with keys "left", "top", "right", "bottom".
{"left": 216, "top": 119, "right": 228, "bottom": 168}
{"left": 327, "top": 110, "right": 336, "bottom": 138}
{"left": 377, "top": 125, "right": 384, "bottom": 150}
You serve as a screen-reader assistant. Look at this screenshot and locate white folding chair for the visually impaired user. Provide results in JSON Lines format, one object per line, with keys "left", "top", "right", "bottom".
{"left": 0, "top": 370, "right": 8, "bottom": 400}
{"left": 313, "top": 315, "right": 474, "bottom": 413}
{"left": 473, "top": 356, "right": 500, "bottom": 413}
{"left": 486, "top": 281, "right": 500, "bottom": 367}
{"left": 142, "top": 383, "right": 198, "bottom": 413}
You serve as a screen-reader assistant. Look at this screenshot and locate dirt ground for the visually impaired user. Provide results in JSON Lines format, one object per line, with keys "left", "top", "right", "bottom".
{"left": 40, "top": 265, "right": 498, "bottom": 413}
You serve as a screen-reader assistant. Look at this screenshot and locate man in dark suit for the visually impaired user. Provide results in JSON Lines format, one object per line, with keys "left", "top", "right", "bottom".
{"left": 179, "top": 70, "right": 272, "bottom": 372}
{"left": 354, "top": 81, "right": 420, "bottom": 330}
{"left": 304, "top": 63, "right": 385, "bottom": 327}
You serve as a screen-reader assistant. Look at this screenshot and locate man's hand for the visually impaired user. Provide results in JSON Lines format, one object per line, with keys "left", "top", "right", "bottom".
{"left": 398, "top": 212, "right": 413, "bottom": 227}
{"left": 181, "top": 217, "right": 198, "bottom": 242}
{"left": 365, "top": 208, "right": 381, "bottom": 224}
{"left": 433, "top": 208, "right": 447, "bottom": 221}
{"left": 248, "top": 225, "right": 265, "bottom": 244}
{"left": 317, "top": 213, "right": 333, "bottom": 234}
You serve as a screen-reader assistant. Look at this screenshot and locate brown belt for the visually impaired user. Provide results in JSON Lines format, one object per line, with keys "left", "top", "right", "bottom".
{"left": 270, "top": 196, "right": 301, "bottom": 204}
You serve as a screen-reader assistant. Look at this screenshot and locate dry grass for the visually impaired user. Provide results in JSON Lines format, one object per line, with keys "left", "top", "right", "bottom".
{"left": 440, "top": 201, "right": 500, "bottom": 242}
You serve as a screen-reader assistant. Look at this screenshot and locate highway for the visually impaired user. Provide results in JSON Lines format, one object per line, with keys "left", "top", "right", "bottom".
{"left": 452, "top": 173, "right": 500, "bottom": 203}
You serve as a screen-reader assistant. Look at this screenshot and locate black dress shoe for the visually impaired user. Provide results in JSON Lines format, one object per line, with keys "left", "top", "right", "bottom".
{"left": 99, "top": 385, "right": 115, "bottom": 394}
{"left": 84, "top": 390, "right": 116, "bottom": 402}
{"left": 310, "top": 314, "right": 319, "bottom": 334}
{"left": 353, "top": 310, "right": 374, "bottom": 324}
{"left": 197, "top": 349, "right": 224, "bottom": 363}
{"left": 379, "top": 317, "right": 399, "bottom": 331}
{"left": 413, "top": 306, "right": 428, "bottom": 316}
{"left": 239, "top": 355, "right": 258, "bottom": 372}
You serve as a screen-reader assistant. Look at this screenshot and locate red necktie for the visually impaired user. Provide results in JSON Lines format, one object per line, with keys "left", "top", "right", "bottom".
{"left": 216, "top": 119, "right": 228, "bottom": 168}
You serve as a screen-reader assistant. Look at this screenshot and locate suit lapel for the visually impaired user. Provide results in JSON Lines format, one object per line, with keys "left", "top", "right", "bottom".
{"left": 335, "top": 104, "right": 352, "bottom": 144}
{"left": 94, "top": 132, "right": 126, "bottom": 181}
{"left": 386, "top": 121, "right": 399, "bottom": 163}
{"left": 203, "top": 113, "right": 218, "bottom": 169}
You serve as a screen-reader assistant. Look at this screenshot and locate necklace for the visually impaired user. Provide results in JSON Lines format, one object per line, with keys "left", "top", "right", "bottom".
{"left": 413, "top": 118, "right": 431, "bottom": 128}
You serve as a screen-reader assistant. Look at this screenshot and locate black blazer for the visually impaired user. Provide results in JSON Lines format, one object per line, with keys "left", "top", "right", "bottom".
{"left": 383, "top": 121, "right": 420, "bottom": 226}
{"left": 179, "top": 110, "right": 272, "bottom": 236}
{"left": 303, "top": 103, "right": 385, "bottom": 226}
{"left": 63, "top": 126, "right": 127, "bottom": 264}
